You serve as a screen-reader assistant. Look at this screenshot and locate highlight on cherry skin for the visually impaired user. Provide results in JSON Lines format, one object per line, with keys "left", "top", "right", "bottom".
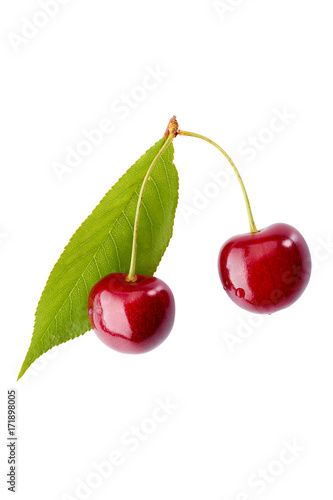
{"left": 87, "top": 273, "right": 175, "bottom": 353}
{"left": 218, "top": 223, "right": 312, "bottom": 314}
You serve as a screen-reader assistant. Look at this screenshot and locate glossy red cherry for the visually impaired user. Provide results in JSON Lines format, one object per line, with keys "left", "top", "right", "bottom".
{"left": 218, "top": 223, "right": 311, "bottom": 314}
{"left": 87, "top": 273, "right": 175, "bottom": 353}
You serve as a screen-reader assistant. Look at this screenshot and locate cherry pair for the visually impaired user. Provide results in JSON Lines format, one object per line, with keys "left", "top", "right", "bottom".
{"left": 88, "top": 119, "right": 311, "bottom": 354}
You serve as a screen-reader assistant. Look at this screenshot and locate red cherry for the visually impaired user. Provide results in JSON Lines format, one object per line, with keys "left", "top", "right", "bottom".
{"left": 218, "top": 223, "right": 311, "bottom": 314}
{"left": 87, "top": 273, "right": 175, "bottom": 353}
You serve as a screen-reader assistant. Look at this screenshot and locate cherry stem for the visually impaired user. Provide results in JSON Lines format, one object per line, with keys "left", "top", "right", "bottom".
{"left": 127, "top": 119, "right": 178, "bottom": 282}
{"left": 178, "top": 130, "right": 258, "bottom": 234}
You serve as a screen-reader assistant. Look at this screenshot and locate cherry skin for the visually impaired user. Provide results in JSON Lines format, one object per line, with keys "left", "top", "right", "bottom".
{"left": 87, "top": 273, "right": 175, "bottom": 353}
{"left": 218, "top": 223, "right": 311, "bottom": 314}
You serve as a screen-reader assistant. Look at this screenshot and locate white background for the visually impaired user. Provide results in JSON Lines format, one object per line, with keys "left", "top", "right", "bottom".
{"left": 1, "top": 1, "right": 333, "bottom": 499}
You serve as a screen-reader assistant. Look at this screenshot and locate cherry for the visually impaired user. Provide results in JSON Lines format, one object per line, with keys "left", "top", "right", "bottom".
{"left": 88, "top": 273, "right": 175, "bottom": 353}
{"left": 88, "top": 119, "right": 178, "bottom": 353}
{"left": 218, "top": 223, "right": 311, "bottom": 313}
{"left": 177, "top": 128, "right": 312, "bottom": 313}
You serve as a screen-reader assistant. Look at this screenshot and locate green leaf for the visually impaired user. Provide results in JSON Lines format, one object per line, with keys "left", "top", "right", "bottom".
{"left": 18, "top": 138, "right": 178, "bottom": 379}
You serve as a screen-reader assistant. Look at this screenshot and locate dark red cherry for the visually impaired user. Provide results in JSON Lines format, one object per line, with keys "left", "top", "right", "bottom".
{"left": 218, "top": 223, "right": 311, "bottom": 314}
{"left": 87, "top": 273, "right": 175, "bottom": 353}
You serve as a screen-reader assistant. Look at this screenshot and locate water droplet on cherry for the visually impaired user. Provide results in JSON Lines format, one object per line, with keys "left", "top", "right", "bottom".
{"left": 236, "top": 288, "right": 245, "bottom": 298}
